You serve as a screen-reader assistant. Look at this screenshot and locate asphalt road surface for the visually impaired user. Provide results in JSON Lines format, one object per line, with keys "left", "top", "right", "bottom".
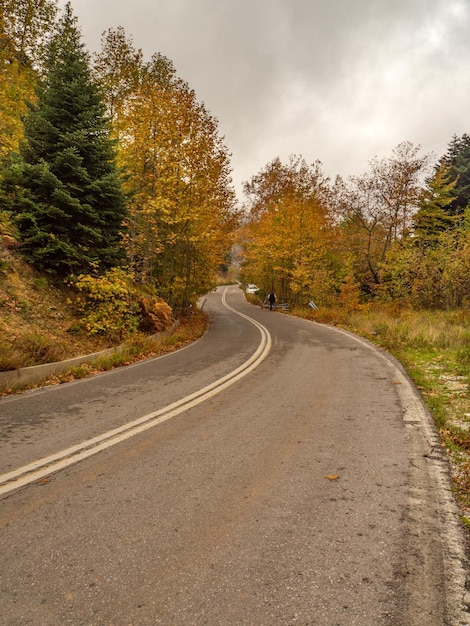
{"left": 0, "top": 285, "right": 469, "bottom": 625}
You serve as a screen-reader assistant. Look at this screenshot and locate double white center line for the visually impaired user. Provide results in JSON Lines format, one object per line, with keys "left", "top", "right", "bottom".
{"left": 0, "top": 289, "right": 271, "bottom": 496}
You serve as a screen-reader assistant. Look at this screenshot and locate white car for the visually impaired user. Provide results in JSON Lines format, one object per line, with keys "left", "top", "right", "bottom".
{"left": 245, "top": 284, "right": 259, "bottom": 294}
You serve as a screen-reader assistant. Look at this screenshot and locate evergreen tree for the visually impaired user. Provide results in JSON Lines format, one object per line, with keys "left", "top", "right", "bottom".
{"left": 444, "top": 133, "right": 470, "bottom": 215}
{"left": 412, "top": 161, "right": 457, "bottom": 248}
{"left": 3, "top": 2, "right": 127, "bottom": 276}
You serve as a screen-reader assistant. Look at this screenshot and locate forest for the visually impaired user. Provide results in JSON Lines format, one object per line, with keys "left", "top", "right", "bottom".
{"left": 241, "top": 140, "right": 470, "bottom": 310}
{"left": 0, "top": 0, "right": 238, "bottom": 339}
{"left": 1, "top": 0, "right": 470, "bottom": 333}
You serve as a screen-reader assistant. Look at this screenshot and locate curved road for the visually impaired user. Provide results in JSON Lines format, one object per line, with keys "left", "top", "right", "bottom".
{"left": 0, "top": 285, "right": 468, "bottom": 625}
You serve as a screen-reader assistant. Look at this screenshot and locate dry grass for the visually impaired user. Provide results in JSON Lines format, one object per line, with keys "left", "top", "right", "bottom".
{"left": 0, "top": 255, "right": 114, "bottom": 371}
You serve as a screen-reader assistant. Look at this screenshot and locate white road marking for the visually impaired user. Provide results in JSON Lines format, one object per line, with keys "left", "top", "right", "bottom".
{"left": 0, "top": 288, "right": 272, "bottom": 496}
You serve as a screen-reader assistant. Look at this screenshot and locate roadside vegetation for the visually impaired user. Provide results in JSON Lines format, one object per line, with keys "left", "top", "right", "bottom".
{"left": 0, "top": 250, "right": 208, "bottom": 391}
{"left": 39, "top": 311, "right": 207, "bottom": 387}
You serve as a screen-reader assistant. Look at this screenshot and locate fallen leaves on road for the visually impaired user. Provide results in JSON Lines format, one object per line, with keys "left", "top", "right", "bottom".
{"left": 324, "top": 474, "right": 340, "bottom": 481}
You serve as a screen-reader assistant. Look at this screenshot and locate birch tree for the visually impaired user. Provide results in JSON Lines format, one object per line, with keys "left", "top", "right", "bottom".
{"left": 334, "top": 142, "right": 431, "bottom": 291}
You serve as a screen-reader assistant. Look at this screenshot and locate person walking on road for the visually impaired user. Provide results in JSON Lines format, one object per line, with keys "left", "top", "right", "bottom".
{"left": 268, "top": 291, "right": 276, "bottom": 311}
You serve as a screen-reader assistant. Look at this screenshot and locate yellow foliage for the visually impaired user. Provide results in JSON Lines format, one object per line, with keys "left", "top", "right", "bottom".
{"left": 338, "top": 275, "right": 362, "bottom": 311}
{"left": 94, "top": 36, "right": 238, "bottom": 308}
{"left": 0, "top": 57, "right": 37, "bottom": 158}
{"left": 71, "top": 269, "right": 141, "bottom": 341}
{"left": 240, "top": 157, "right": 338, "bottom": 304}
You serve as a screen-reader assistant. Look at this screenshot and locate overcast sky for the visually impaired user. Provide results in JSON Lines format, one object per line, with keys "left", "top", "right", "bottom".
{"left": 62, "top": 0, "right": 470, "bottom": 198}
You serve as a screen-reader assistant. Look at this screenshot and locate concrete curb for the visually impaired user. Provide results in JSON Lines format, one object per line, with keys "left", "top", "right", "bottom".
{"left": 0, "top": 321, "right": 180, "bottom": 391}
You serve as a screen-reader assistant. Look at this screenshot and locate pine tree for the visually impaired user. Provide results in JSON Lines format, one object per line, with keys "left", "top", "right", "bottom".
{"left": 444, "top": 133, "right": 470, "bottom": 215}
{"left": 4, "top": 2, "right": 127, "bottom": 276}
{"left": 413, "top": 161, "right": 457, "bottom": 248}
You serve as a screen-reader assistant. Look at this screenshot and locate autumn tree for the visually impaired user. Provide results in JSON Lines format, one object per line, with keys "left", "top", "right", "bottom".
{"left": 1, "top": 3, "right": 127, "bottom": 276}
{"left": 95, "top": 29, "right": 237, "bottom": 310}
{"left": 333, "top": 142, "right": 431, "bottom": 292}
{"left": 241, "top": 156, "right": 339, "bottom": 305}
{"left": 92, "top": 26, "right": 143, "bottom": 139}
{"left": 0, "top": 0, "right": 58, "bottom": 160}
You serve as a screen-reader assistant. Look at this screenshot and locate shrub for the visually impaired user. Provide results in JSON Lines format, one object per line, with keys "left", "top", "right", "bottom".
{"left": 71, "top": 269, "right": 175, "bottom": 341}
{"left": 138, "top": 296, "right": 174, "bottom": 333}
{"left": 71, "top": 268, "right": 141, "bottom": 341}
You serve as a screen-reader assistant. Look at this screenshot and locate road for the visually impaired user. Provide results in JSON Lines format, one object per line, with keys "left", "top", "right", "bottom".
{"left": 0, "top": 285, "right": 469, "bottom": 625}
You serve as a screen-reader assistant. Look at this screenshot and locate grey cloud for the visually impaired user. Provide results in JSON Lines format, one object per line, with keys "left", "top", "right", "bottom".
{"left": 62, "top": 0, "right": 470, "bottom": 194}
